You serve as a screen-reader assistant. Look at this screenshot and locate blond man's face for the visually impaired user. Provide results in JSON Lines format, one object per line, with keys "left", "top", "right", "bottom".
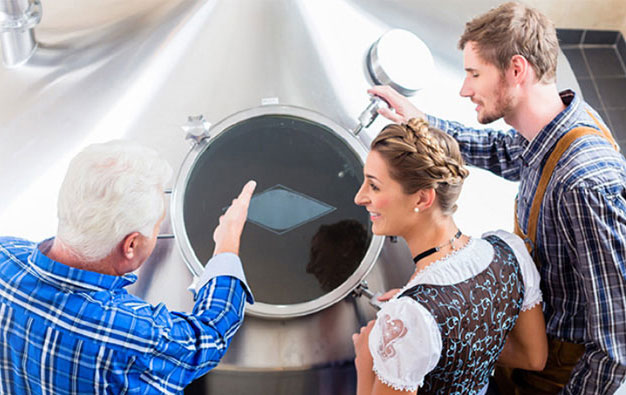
{"left": 459, "top": 41, "right": 514, "bottom": 124}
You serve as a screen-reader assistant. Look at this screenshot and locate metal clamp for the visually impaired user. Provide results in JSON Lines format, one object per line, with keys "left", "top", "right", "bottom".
{"left": 352, "top": 280, "right": 383, "bottom": 310}
{"left": 182, "top": 114, "right": 211, "bottom": 144}
{"left": 0, "top": 0, "right": 41, "bottom": 32}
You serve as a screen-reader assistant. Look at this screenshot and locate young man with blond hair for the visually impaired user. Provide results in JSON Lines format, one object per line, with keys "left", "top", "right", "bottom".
{"left": 371, "top": 2, "right": 626, "bottom": 394}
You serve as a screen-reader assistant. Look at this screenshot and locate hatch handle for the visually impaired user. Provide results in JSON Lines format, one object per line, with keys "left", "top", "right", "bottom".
{"left": 353, "top": 95, "right": 389, "bottom": 136}
{"left": 352, "top": 280, "right": 383, "bottom": 310}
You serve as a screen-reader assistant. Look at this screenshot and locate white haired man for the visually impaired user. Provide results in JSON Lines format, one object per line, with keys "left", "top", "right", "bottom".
{"left": 369, "top": 2, "right": 626, "bottom": 394}
{"left": 0, "top": 140, "right": 256, "bottom": 394}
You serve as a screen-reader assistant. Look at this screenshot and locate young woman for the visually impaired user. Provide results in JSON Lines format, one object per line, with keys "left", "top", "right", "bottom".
{"left": 352, "top": 119, "right": 547, "bottom": 395}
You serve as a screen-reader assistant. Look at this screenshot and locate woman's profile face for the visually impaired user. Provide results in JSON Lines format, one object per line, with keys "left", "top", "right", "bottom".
{"left": 354, "top": 150, "right": 416, "bottom": 237}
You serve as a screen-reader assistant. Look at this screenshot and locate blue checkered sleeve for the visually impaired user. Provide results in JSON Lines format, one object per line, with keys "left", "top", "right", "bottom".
{"left": 427, "top": 115, "right": 527, "bottom": 181}
{"left": 559, "top": 184, "right": 626, "bottom": 394}
{"left": 0, "top": 236, "right": 251, "bottom": 395}
{"left": 132, "top": 276, "right": 248, "bottom": 393}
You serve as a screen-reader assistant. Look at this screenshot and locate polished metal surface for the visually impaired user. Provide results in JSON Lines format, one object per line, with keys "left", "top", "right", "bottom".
{"left": 185, "top": 363, "right": 357, "bottom": 395}
{"left": 0, "top": 1, "right": 584, "bottom": 393}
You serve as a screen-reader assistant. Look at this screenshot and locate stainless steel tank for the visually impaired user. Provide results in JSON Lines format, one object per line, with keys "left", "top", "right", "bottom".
{"left": 0, "top": 1, "right": 582, "bottom": 394}
{"left": 170, "top": 103, "right": 415, "bottom": 395}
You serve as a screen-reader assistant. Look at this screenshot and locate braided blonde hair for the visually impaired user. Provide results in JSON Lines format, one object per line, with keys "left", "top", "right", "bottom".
{"left": 371, "top": 118, "right": 469, "bottom": 215}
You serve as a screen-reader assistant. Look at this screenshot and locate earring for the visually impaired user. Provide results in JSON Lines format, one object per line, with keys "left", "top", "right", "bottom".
{"left": 414, "top": 207, "right": 419, "bottom": 213}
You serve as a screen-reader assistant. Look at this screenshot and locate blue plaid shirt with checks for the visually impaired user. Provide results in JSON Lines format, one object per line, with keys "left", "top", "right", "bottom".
{"left": 429, "top": 90, "right": 626, "bottom": 394}
{"left": 0, "top": 236, "right": 253, "bottom": 394}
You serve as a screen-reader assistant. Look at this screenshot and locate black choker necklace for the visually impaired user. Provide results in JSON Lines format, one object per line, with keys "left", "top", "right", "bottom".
{"left": 413, "top": 230, "right": 462, "bottom": 264}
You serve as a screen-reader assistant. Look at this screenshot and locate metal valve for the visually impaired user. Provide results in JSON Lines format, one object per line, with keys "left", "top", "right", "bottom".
{"left": 353, "top": 95, "right": 389, "bottom": 136}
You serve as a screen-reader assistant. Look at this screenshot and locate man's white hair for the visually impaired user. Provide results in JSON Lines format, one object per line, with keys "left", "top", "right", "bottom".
{"left": 56, "top": 140, "right": 173, "bottom": 262}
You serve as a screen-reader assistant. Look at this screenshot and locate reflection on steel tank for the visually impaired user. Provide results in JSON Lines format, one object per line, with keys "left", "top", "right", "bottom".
{"left": 307, "top": 220, "right": 368, "bottom": 293}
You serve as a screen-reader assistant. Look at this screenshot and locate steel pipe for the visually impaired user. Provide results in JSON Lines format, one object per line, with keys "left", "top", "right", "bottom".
{"left": 0, "top": 0, "right": 41, "bottom": 67}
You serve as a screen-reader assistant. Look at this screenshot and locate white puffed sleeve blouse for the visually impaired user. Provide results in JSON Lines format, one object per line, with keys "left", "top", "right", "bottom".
{"left": 368, "top": 230, "right": 542, "bottom": 392}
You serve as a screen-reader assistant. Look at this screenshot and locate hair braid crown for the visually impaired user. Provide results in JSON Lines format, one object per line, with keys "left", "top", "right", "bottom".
{"left": 404, "top": 118, "right": 467, "bottom": 185}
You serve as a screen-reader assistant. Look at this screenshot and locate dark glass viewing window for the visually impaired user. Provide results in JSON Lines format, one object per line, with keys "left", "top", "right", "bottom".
{"left": 183, "top": 115, "right": 372, "bottom": 305}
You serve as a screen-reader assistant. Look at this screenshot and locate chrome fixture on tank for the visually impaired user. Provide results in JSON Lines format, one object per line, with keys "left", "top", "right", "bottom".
{"left": 354, "top": 28, "right": 434, "bottom": 135}
{"left": 0, "top": 0, "right": 40, "bottom": 67}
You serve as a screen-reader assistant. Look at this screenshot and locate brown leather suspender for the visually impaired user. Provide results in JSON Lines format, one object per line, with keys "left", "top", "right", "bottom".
{"left": 514, "top": 113, "right": 618, "bottom": 259}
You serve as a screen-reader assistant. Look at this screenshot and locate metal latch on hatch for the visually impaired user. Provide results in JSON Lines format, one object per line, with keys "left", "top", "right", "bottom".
{"left": 182, "top": 115, "right": 212, "bottom": 144}
{"left": 352, "top": 280, "right": 383, "bottom": 310}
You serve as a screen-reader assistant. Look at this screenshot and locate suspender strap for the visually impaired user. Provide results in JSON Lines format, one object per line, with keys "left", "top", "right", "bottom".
{"left": 586, "top": 109, "right": 619, "bottom": 151}
{"left": 514, "top": 125, "right": 614, "bottom": 258}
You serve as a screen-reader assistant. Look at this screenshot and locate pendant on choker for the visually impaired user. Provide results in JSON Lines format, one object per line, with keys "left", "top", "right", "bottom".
{"left": 413, "top": 230, "right": 462, "bottom": 264}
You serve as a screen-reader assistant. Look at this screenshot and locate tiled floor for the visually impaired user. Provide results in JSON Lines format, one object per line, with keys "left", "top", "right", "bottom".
{"left": 559, "top": 29, "right": 626, "bottom": 148}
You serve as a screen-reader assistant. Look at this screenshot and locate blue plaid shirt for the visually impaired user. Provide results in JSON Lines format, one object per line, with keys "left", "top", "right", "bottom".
{"left": 429, "top": 90, "right": 626, "bottom": 394}
{"left": 0, "top": 236, "right": 253, "bottom": 394}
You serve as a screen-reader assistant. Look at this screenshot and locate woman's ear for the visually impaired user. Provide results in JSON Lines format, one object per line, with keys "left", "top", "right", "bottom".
{"left": 415, "top": 188, "right": 436, "bottom": 211}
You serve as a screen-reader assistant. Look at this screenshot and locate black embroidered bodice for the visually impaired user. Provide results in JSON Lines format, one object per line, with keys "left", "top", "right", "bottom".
{"left": 399, "top": 235, "right": 525, "bottom": 395}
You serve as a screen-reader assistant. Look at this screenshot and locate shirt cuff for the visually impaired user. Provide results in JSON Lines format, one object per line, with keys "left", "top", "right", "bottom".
{"left": 188, "top": 252, "right": 254, "bottom": 304}
{"left": 426, "top": 114, "right": 443, "bottom": 129}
